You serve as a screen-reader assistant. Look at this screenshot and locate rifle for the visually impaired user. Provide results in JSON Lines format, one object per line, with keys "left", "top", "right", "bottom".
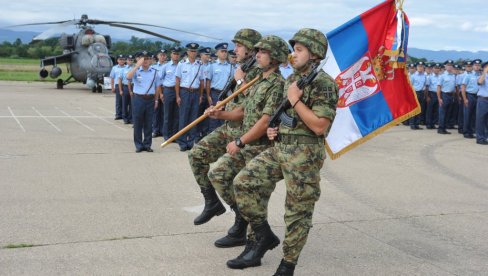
{"left": 268, "top": 58, "right": 328, "bottom": 129}
{"left": 217, "top": 55, "right": 257, "bottom": 101}
{"left": 161, "top": 76, "right": 260, "bottom": 148}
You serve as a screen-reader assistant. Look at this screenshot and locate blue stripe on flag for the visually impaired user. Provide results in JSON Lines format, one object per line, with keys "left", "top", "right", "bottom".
{"left": 326, "top": 16, "right": 369, "bottom": 71}
{"left": 349, "top": 91, "right": 393, "bottom": 136}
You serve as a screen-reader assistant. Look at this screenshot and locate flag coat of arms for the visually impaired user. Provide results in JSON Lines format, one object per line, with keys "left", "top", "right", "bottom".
{"left": 324, "top": 0, "right": 420, "bottom": 159}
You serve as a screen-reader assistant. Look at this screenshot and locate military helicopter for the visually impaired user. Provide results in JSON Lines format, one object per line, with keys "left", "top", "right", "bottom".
{"left": 8, "top": 15, "right": 218, "bottom": 92}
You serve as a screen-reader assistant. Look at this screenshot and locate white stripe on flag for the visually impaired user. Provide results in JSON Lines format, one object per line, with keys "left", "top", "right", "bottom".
{"left": 323, "top": 46, "right": 341, "bottom": 79}
{"left": 326, "top": 107, "right": 363, "bottom": 154}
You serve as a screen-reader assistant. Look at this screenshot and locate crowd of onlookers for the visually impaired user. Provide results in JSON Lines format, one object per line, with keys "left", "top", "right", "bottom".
{"left": 407, "top": 59, "right": 488, "bottom": 145}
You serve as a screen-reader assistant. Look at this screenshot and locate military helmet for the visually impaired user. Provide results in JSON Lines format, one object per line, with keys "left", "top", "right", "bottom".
{"left": 289, "top": 28, "right": 328, "bottom": 59}
{"left": 232, "top": 28, "right": 262, "bottom": 50}
{"left": 254, "top": 35, "right": 289, "bottom": 64}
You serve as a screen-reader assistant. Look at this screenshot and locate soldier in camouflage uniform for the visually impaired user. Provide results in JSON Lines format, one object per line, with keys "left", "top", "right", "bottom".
{"left": 188, "top": 29, "right": 262, "bottom": 235}
{"left": 228, "top": 29, "right": 338, "bottom": 276}
{"left": 207, "top": 35, "right": 288, "bottom": 249}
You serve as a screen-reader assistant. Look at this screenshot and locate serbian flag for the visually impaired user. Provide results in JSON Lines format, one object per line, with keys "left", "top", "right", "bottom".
{"left": 324, "top": 0, "right": 420, "bottom": 160}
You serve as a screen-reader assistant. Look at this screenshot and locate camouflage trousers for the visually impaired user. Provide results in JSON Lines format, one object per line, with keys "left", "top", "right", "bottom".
{"left": 188, "top": 124, "right": 240, "bottom": 190}
{"left": 208, "top": 144, "right": 270, "bottom": 207}
{"left": 234, "top": 143, "right": 325, "bottom": 264}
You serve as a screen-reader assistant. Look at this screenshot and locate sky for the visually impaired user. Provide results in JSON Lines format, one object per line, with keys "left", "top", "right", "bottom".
{"left": 0, "top": 0, "right": 486, "bottom": 52}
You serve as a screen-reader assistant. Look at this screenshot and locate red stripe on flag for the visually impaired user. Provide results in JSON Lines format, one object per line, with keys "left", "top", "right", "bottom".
{"left": 360, "top": 0, "right": 396, "bottom": 54}
{"left": 381, "top": 69, "right": 419, "bottom": 119}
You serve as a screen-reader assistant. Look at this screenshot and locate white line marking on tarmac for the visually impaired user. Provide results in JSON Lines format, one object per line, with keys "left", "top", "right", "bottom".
{"left": 84, "top": 110, "right": 126, "bottom": 131}
{"left": 55, "top": 107, "right": 95, "bottom": 132}
{"left": 7, "top": 106, "right": 25, "bottom": 132}
{"left": 32, "top": 107, "right": 62, "bottom": 132}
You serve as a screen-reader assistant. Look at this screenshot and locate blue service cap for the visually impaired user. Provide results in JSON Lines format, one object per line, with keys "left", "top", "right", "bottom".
{"left": 210, "top": 53, "right": 217, "bottom": 58}
{"left": 417, "top": 61, "right": 425, "bottom": 66}
{"left": 408, "top": 63, "right": 415, "bottom": 68}
{"left": 171, "top": 46, "right": 182, "bottom": 53}
{"left": 199, "top": 47, "right": 211, "bottom": 55}
{"left": 433, "top": 63, "right": 441, "bottom": 68}
{"left": 157, "top": 49, "right": 167, "bottom": 55}
{"left": 140, "top": 50, "right": 153, "bottom": 58}
{"left": 228, "top": 50, "right": 236, "bottom": 57}
{"left": 215, "top": 42, "right": 228, "bottom": 51}
{"left": 117, "top": 54, "right": 125, "bottom": 59}
{"left": 453, "top": 64, "right": 460, "bottom": 69}
{"left": 186, "top": 42, "right": 199, "bottom": 50}
{"left": 473, "top": 59, "right": 482, "bottom": 65}
{"left": 444, "top": 59, "right": 454, "bottom": 65}
{"left": 126, "top": 54, "right": 134, "bottom": 59}
{"left": 464, "top": 60, "right": 473, "bottom": 66}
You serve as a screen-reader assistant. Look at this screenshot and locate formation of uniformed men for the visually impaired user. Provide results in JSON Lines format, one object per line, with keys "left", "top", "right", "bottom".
{"left": 407, "top": 59, "right": 488, "bottom": 145}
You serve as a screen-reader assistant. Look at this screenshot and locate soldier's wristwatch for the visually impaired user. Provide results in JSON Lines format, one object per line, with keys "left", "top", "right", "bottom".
{"left": 235, "top": 137, "right": 245, "bottom": 148}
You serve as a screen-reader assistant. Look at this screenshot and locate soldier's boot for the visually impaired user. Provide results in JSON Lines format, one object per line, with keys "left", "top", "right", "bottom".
{"left": 193, "top": 187, "right": 226, "bottom": 225}
{"left": 226, "top": 220, "right": 280, "bottom": 269}
{"left": 273, "top": 259, "right": 295, "bottom": 276}
{"left": 214, "top": 205, "right": 248, "bottom": 248}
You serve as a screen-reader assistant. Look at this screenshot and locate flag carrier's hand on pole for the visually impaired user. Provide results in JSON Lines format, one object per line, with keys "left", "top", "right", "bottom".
{"left": 160, "top": 76, "right": 260, "bottom": 148}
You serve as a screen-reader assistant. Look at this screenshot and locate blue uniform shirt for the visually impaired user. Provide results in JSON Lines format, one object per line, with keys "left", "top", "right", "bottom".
{"left": 279, "top": 63, "right": 293, "bottom": 79}
{"left": 437, "top": 72, "right": 457, "bottom": 93}
{"left": 427, "top": 73, "right": 440, "bottom": 92}
{"left": 477, "top": 75, "right": 488, "bottom": 97}
{"left": 456, "top": 72, "right": 465, "bottom": 90}
{"left": 411, "top": 71, "right": 427, "bottom": 91}
{"left": 128, "top": 66, "right": 161, "bottom": 95}
{"left": 160, "top": 61, "right": 178, "bottom": 87}
{"left": 118, "top": 65, "right": 134, "bottom": 85}
{"left": 175, "top": 59, "right": 204, "bottom": 89}
{"left": 110, "top": 64, "right": 126, "bottom": 83}
{"left": 207, "top": 60, "right": 234, "bottom": 90}
{"left": 462, "top": 71, "right": 480, "bottom": 94}
{"left": 201, "top": 63, "right": 211, "bottom": 80}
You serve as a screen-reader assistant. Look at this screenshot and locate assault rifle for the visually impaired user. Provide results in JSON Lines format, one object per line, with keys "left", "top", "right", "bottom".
{"left": 268, "top": 58, "right": 328, "bottom": 128}
{"left": 217, "top": 55, "right": 257, "bottom": 101}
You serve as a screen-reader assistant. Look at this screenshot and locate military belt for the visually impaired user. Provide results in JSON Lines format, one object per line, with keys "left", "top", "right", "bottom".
{"left": 134, "top": 94, "right": 154, "bottom": 100}
{"left": 278, "top": 134, "right": 324, "bottom": 145}
{"left": 247, "top": 136, "right": 271, "bottom": 146}
{"left": 181, "top": 87, "right": 198, "bottom": 92}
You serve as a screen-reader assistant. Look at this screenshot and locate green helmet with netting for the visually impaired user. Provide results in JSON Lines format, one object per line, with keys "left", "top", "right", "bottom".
{"left": 232, "top": 29, "right": 262, "bottom": 50}
{"left": 289, "top": 28, "right": 328, "bottom": 59}
{"left": 254, "top": 35, "right": 289, "bottom": 64}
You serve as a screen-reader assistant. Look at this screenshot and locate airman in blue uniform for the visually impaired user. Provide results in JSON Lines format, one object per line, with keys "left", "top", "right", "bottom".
{"left": 196, "top": 47, "right": 213, "bottom": 141}
{"left": 151, "top": 49, "right": 167, "bottom": 138}
{"left": 228, "top": 49, "right": 238, "bottom": 70}
{"left": 110, "top": 54, "right": 126, "bottom": 120}
{"left": 426, "top": 63, "right": 441, "bottom": 128}
{"left": 461, "top": 59, "right": 481, "bottom": 138}
{"left": 454, "top": 64, "right": 465, "bottom": 133}
{"left": 175, "top": 43, "right": 205, "bottom": 151}
{"left": 206, "top": 42, "right": 234, "bottom": 132}
{"left": 117, "top": 54, "right": 134, "bottom": 124}
{"left": 126, "top": 51, "right": 162, "bottom": 152}
{"left": 279, "top": 61, "right": 293, "bottom": 79}
{"left": 437, "top": 60, "right": 457, "bottom": 134}
{"left": 475, "top": 61, "right": 488, "bottom": 145}
{"left": 160, "top": 46, "right": 181, "bottom": 141}
{"left": 409, "top": 61, "right": 427, "bottom": 129}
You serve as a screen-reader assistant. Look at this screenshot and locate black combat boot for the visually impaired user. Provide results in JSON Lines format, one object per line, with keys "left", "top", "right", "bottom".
{"left": 193, "top": 187, "right": 226, "bottom": 225}
{"left": 273, "top": 259, "right": 295, "bottom": 276}
{"left": 214, "top": 205, "right": 248, "bottom": 248}
{"left": 226, "top": 221, "right": 280, "bottom": 269}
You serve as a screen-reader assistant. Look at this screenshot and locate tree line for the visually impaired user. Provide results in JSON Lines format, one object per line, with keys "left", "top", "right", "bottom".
{"left": 0, "top": 36, "right": 175, "bottom": 59}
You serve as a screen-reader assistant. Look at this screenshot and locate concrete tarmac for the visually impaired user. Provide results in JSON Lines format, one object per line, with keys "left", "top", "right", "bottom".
{"left": 0, "top": 81, "right": 487, "bottom": 275}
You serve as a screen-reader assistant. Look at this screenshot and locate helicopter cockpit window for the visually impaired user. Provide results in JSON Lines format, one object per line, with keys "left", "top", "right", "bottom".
{"left": 88, "top": 42, "right": 109, "bottom": 55}
{"left": 81, "top": 34, "right": 107, "bottom": 47}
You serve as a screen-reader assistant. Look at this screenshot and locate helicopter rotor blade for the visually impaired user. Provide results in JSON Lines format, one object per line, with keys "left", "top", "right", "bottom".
{"left": 106, "top": 23, "right": 180, "bottom": 43}
{"left": 6, "top": 20, "right": 73, "bottom": 28}
{"left": 87, "top": 20, "right": 221, "bottom": 41}
{"left": 33, "top": 20, "right": 78, "bottom": 40}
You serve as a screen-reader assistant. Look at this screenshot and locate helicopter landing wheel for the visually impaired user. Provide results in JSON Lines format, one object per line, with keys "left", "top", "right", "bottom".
{"left": 56, "top": 79, "right": 64, "bottom": 89}
{"left": 97, "top": 85, "right": 103, "bottom": 93}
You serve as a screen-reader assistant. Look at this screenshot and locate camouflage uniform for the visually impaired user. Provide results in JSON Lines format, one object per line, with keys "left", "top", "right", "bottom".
{"left": 234, "top": 29, "right": 338, "bottom": 266}
{"left": 188, "top": 66, "right": 261, "bottom": 190}
{"left": 208, "top": 70, "right": 285, "bottom": 205}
